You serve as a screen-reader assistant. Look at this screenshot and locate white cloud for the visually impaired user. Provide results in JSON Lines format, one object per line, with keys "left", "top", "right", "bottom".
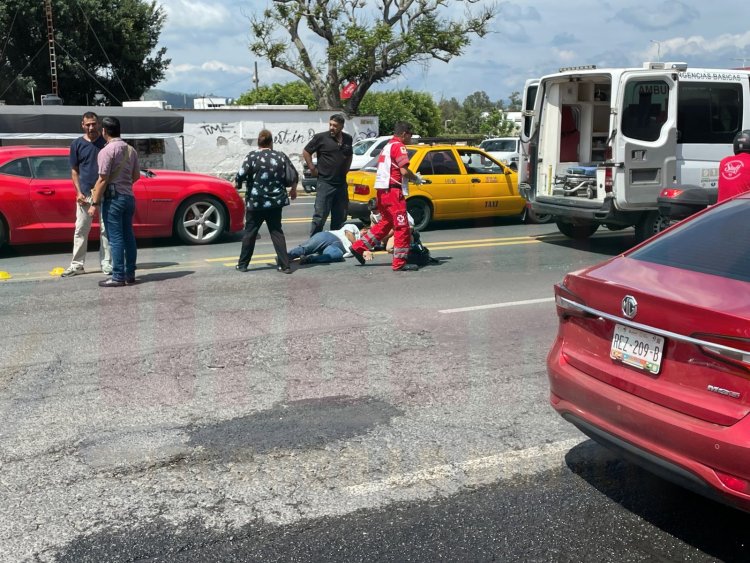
{"left": 159, "top": 0, "right": 232, "bottom": 30}
{"left": 169, "top": 61, "right": 251, "bottom": 75}
{"left": 556, "top": 49, "right": 577, "bottom": 63}
{"left": 637, "top": 31, "right": 750, "bottom": 61}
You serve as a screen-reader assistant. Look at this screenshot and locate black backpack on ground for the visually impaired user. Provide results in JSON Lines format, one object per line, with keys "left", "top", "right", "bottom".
{"left": 407, "top": 243, "right": 439, "bottom": 266}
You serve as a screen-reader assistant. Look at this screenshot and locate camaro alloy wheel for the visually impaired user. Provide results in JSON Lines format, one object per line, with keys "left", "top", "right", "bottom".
{"left": 176, "top": 196, "right": 226, "bottom": 244}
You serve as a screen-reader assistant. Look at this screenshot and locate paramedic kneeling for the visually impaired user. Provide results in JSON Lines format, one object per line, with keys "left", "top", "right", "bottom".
{"left": 718, "top": 129, "right": 750, "bottom": 203}
{"left": 349, "top": 121, "right": 423, "bottom": 272}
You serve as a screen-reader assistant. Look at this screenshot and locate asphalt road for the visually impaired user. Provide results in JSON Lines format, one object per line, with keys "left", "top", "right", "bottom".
{"left": 1, "top": 199, "right": 749, "bottom": 562}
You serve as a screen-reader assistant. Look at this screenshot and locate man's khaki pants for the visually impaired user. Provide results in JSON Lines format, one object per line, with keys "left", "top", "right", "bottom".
{"left": 70, "top": 200, "right": 111, "bottom": 271}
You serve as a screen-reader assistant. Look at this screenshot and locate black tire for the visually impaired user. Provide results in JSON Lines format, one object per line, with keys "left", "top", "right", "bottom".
{"left": 524, "top": 207, "right": 554, "bottom": 224}
{"left": 0, "top": 215, "right": 6, "bottom": 249}
{"left": 635, "top": 210, "right": 672, "bottom": 243}
{"left": 556, "top": 220, "right": 599, "bottom": 239}
{"left": 407, "top": 198, "right": 432, "bottom": 232}
{"left": 175, "top": 195, "right": 227, "bottom": 245}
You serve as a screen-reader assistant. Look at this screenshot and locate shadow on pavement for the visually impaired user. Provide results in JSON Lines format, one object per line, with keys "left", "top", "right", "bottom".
{"left": 565, "top": 440, "right": 750, "bottom": 562}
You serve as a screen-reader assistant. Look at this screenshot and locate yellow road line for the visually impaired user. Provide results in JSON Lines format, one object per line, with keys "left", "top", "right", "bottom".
{"left": 205, "top": 252, "right": 278, "bottom": 262}
{"left": 1, "top": 230, "right": 630, "bottom": 281}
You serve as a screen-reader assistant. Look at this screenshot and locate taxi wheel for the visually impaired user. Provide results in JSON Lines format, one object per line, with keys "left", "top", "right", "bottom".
{"left": 407, "top": 198, "right": 432, "bottom": 232}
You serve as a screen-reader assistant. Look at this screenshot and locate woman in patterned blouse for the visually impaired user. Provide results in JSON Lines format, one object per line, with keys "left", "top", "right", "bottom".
{"left": 235, "top": 129, "right": 298, "bottom": 273}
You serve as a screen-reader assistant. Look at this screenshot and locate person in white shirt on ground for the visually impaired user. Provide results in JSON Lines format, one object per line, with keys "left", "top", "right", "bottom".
{"left": 287, "top": 224, "right": 362, "bottom": 265}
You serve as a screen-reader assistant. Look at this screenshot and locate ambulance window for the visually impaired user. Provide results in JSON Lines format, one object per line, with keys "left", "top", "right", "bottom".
{"left": 621, "top": 80, "right": 669, "bottom": 142}
{"left": 677, "top": 83, "right": 743, "bottom": 144}
{"left": 523, "top": 85, "right": 538, "bottom": 138}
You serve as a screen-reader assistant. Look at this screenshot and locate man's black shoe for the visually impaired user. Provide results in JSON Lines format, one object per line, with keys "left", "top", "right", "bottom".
{"left": 350, "top": 247, "right": 366, "bottom": 265}
{"left": 395, "top": 264, "right": 420, "bottom": 272}
{"left": 99, "top": 278, "right": 125, "bottom": 287}
{"left": 125, "top": 277, "right": 138, "bottom": 285}
{"left": 277, "top": 266, "right": 292, "bottom": 274}
{"left": 235, "top": 264, "right": 249, "bottom": 272}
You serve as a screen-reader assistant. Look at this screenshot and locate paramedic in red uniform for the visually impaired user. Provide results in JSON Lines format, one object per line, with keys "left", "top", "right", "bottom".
{"left": 349, "top": 121, "right": 423, "bottom": 271}
{"left": 718, "top": 129, "right": 750, "bottom": 202}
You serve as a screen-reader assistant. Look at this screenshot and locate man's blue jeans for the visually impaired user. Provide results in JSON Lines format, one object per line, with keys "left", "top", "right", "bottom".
{"left": 289, "top": 232, "right": 345, "bottom": 263}
{"left": 103, "top": 193, "right": 137, "bottom": 281}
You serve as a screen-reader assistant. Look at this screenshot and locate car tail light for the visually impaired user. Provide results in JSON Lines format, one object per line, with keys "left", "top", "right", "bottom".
{"left": 554, "top": 282, "right": 594, "bottom": 320}
{"left": 353, "top": 184, "right": 370, "bottom": 195}
{"left": 660, "top": 188, "right": 684, "bottom": 199}
{"left": 604, "top": 167, "right": 613, "bottom": 193}
{"left": 694, "top": 333, "right": 750, "bottom": 373}
{"left": 715, "top": 469, "right": 750, "bottom": 495}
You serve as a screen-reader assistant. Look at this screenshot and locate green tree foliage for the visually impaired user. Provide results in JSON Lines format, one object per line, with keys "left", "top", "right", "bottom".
{"left": 508, "top": 90, "right": 522, "bottom": 111}
{"left": 0, "top": 0, "right": 169, "bottom": 105}
{"left": 450, "top": 90, "right": 516, "bottom": 137}
{"left": 358, "top": 89, "right": 442, "bottom": 136}
{"left": 234, "top": 81, "right": 318, "bottom": 108}
{"left": 249, "top": 0, "right": 495, "bottom": 114}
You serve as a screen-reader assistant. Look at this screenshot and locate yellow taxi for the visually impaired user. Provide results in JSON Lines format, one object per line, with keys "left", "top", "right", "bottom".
{"left": 346, "top": 144, "right": 550, "bottom": 230}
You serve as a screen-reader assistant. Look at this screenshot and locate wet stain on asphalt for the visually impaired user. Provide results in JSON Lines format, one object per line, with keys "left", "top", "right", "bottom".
{"left": 187, "top": 395, "right": 403, "bottom": 460}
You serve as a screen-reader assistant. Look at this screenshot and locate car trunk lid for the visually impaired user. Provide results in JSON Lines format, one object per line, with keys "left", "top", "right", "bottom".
{"left": 557, "top": 257, "right": 750, "bottom": 426}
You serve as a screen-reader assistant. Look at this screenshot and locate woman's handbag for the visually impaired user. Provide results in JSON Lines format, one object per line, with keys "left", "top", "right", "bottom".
{"left": 284, "top": 156, "right": 299, "bottom": 187}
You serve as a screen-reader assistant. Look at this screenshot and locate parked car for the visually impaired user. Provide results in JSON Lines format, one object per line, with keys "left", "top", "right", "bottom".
{"left": 347, "top": 144, "right": 551, "bottom": 230}
{"left": 0, "top": 146, "right": 245, "bottom": 248}
{"left": 478, "top": 137, "right": 521, "bottom": 170}
{"left": 548, "top": 193, "right": 750, "bottom": 512}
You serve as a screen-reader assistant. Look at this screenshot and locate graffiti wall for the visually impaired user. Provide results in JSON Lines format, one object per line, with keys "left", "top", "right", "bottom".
{"left": 166, "top": 110, "right": 378, "bottom": 181}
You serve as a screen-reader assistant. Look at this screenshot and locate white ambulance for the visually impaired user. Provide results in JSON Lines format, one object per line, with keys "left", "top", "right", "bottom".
{"left": 518, "top": 62, "right": 750, "bottom": 242}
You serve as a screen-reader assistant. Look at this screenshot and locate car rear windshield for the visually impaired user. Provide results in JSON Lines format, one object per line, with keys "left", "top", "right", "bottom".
{"left": 631, "top": 199, "right": 750, "bottom": 282}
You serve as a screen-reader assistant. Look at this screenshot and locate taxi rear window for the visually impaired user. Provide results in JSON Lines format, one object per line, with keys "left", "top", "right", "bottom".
{"left": 630, "top": 199, "right": 750, "bottom": 282}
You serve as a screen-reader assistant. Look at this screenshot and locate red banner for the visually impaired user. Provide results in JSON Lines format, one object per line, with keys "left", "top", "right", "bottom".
{"left": 340, "top": 82, "right": 357, "bottom": 100}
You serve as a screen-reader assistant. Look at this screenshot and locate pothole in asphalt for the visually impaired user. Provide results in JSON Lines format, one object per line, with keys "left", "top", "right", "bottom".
{"left": 188, "top": 395, "right": 402, "bottom": 459}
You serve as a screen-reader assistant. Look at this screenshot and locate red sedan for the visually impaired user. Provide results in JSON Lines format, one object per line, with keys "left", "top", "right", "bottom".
{"left": 0, "top": 146, "right": 244, "bottom": 247}
{"left": 548, "top": 194, "right": 750, "bottom": 512}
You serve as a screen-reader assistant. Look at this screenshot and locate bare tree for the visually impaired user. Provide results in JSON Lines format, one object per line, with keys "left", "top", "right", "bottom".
{"left": 250, "top": 0, "right": 496, "bottom": 114}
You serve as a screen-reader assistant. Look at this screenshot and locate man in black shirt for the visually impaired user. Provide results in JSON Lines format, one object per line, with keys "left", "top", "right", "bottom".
{"left": 302, "top": 113, "right": 353, "bottom": 235}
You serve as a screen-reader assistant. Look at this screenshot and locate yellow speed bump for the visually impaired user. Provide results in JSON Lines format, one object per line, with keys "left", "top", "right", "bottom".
{"left": 50, "top": 267, "right": 66, "bottom": 277}
{"left": 0, "top": 271, "right": 11, "bottom": 280}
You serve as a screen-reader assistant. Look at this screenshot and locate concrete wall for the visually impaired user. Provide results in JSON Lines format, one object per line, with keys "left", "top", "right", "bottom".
{"left": 169, "top": 110, "right": 379, "bottom": 181}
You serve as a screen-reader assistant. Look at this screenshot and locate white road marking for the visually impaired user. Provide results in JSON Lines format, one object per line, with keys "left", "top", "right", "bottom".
{"left": 439, "top": 297, "right": 555, "bottom": 314}
{"left": 345, "top": 438, "right": 584, "bottom": 496}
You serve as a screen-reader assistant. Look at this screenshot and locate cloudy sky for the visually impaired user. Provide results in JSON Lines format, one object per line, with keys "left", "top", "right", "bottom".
{"left": 154, "top": 0, "right": 750, "bottom": 104}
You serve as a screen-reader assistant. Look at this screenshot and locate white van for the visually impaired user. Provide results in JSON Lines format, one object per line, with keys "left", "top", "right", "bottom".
{"left": 478, "top": 137, "right": 521, "bottom": 170}
{"left": 519, "top": 62, "right": 750, "bottom": 242}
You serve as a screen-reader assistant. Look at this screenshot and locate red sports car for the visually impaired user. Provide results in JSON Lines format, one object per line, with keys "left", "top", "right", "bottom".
{"left": 0, "top": 146, "right": 245, "bottom": 247}
{"left": 548, "top": 194, "right": 750, "bottom": 512}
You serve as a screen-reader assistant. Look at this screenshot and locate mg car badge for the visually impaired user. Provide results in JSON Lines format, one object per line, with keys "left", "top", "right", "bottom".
{"left": 621, "top": 295, "right": 637, "bottom": 319}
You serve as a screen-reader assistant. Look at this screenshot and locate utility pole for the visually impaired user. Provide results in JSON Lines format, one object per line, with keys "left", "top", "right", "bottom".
{"left": 44, "top": 0, "right": 58, "bottom": 95}
{"left": 733, "top": 57, "right": 749, "bottom": 68}
{"left": 650, "top": 40, "right": 662, "bottom": 62}
{"left": 253, "top": 61, "right": 259, "bottom": 91}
